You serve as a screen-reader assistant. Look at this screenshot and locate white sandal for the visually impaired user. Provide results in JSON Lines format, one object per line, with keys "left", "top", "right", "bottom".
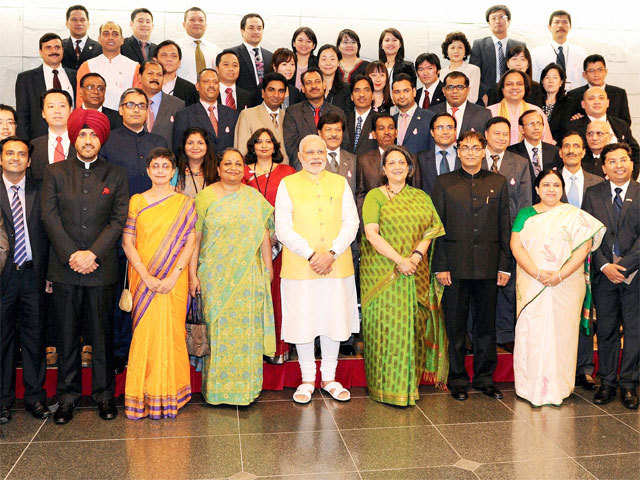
{"left": 293, "top": 383, "right": 315, "bottom": 404}
{"left": 322, "top": 381, "right": 351, "bottom": 402}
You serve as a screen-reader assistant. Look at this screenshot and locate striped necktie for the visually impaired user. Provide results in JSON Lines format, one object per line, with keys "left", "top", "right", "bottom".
{"left": 354, "top": 116, "right": 363, "bottom": 149}
{"left": 10, "top": 185, "right": 27, "bottom": 267}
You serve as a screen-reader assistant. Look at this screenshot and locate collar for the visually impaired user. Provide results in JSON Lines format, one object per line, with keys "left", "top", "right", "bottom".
{"left": 610, "top": 180, "right": 630, "bottom": 198}
{"left": 42, "top": 63, "right": 63, "bottom": 74}
{"left": 486, "top": 150, "right": 505, "bottom": 162}
{"left": 327, "top": 148, "right": 340, "bottom": 160}
{"left": 588, "top": 114, "right": 607, "bottom": 123}
{"left": 123, "top": 125, "right": 146, "bottom": 136}
{"left": 220, "top": 82, "right": 236, "bottom": 94}
{"left": 458, "top": 168, "right": 486, "bottom": 179}
{"left": 306, "top": 99, "right": 325, "bottom": 110}
{"left": 3, "top": 173, "right": 26, "bottom": 191}
{"left": 149, "top": 91, "right": 163, "bottom": 105}
{"left": 378, "top": 146, "right": 385, "bottom": 157}
{"left": 524, "top": 139, "right": 542, "bottom": 151}
{"left": 133, "top": 35, "right": 149, "bottom": 45}
{"left": 82, "top": 104, "right": 104, "bottom": 112}
{"left": 71, "top": 35, "right": 88, "bottom": 44}
{"left": 200, "top": 100, "right": 216, "bottom": 112}
{"left": 355, "top": 107, "right": 371, "bottom": 121}
{"left": 48, "top": 130, "right": 69, "bottom": 143}
{"left": 436, "top": 144, "right": 456, "bottom": 157}
{"left": 188, "top": 35, "right": 205, "bottom": 45}
{"left": 551, "top": 40, "right": 569, "bottom": 49}
{"left": 448, "top": 100, "right": 467, "bottom": 112}
{"left": 243, "top": 42, "right": 261, "bottom": 52}
{"left": 491, "top": 35, "right": 509, "bottom": 46}
{"left": 562, "top": 167, "right": 584, "bottom": 181}
{"left": 398, "top": 103, "right": 417, "bottom": 118}
{"left": 74, "top": 155, "right": 100, "bottom": 169}
{"left": 263, "top": 103, "right": 280, "bottom": 115}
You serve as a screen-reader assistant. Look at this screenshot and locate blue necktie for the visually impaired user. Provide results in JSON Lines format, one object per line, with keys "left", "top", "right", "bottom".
{"left": 556, "top": 46, "right": 566, "bottom": 72}
{"left": 354, "top": 116, "right": 363, "bottom": 149}
{"left": 567, "top": 175, "right": 580, "bottom": 207}
{"left": 439, "top": 151, "right": 449, "bottom": 174}
{"left": 613, "top": 187, "right": 623, "bottom": 256}
{"left": 10, "top": 185, "right": 27, "bottom": 266}
{"left": 497, "top": 41, "right": 507, "bottom": 79}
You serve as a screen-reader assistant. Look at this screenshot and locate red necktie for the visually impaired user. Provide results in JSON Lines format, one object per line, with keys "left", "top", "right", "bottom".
{"left": 52, "top": 69, "right": 62, "bottom": 90}
{"left": 451, "top": 106, "right": 459, "bottom": 118}
{"left": 74, "top": 40, "right": 81, "bottom": 60}
{"left": 225, "top": 87, "right": 236, "bottom": 110}
{"left": 140, "top": 41, "right": 147, "bottom": 60}
{"left": 147, "top": 100, "right": 155, "bottom": 131}
{"left": 208, "top": 105, "right": 219, "bottom": 136}
{"left": 54, "top": 136, "right": 65, "bottom": 162}
{"left": 422, "top": 92, "right": 430, "bottom": 109}
{"left": 313, "top": 107, "right": 320, "bottom": 127}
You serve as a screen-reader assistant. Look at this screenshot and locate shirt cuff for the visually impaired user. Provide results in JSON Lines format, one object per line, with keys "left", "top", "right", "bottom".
{"left": 498, "top": 271, "right": 511, "bottom": 276}
{"left": 600, "top": 263, "right": 609, "bottom": 272}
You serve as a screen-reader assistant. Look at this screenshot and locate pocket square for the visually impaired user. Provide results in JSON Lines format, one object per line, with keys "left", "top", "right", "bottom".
{"left": 102, "top": 187, "right": 110, "bottom": 195}
{"left": 225, "top": 126, "right": 230, "bottom": 133}
{"left": 412, "top": 128, "right": 418, "bottom": 135}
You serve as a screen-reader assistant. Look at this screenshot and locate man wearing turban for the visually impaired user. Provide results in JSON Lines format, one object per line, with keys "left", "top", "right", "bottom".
{"left": 41, "top": 108, "right": 129, "bottom": 424}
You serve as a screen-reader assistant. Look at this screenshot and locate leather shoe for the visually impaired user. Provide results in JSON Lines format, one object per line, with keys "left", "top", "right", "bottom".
{"left": 98, "top": 399, "right": 118, "bottom": 420}
{"left": 498, "top": 342, "right": 514, "bottom": 353}
{"left": 621, "top": 388, "right": 639, "bottom": 410}
{"left": 54, "top": 403, "right": 74, "bottom": 425}
{"left": 25, "top": 401, "right": 52, "bottom": 420}
{"left": 450, "top": 387, "right": 468, "bottom": 401}
{"left": 593, "top": 385, "right": 616, "bottom": 405}
{"left": 478, "top": 385, "right": 504, "bottom": 399}
{"left": 0, "top": 406, "right": 11, "bottom": 424}
{"left": 575, "top": 374, "right": 597, "bottom": 391}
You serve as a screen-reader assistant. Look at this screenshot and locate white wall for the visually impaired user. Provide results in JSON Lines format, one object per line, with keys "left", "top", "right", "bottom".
{"left": 5, "top": 0, "right": 640, "bottom": 135}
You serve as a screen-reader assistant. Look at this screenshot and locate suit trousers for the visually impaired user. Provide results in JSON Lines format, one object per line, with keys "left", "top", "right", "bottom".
{"left": 443, "top": 278, "right": 498, "bottom": 388}
{"left": 592, "top": 275, "right": 640, "bottom": 389}
{"left": 53, "top": 282, "right": 116, "bottom": 405}
{"left": 576, "top": 327, "right": 595, "bottom": 376}
{"left": 0, "top": 266, "right": 46, "bottom": 407}
{"left": 495, "top": 263, "right": 516, "bottom": 344}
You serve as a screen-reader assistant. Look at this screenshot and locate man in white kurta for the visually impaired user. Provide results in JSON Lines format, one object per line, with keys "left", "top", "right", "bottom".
{"left": 275, "top": 135, "right": 359, "bottom": 403}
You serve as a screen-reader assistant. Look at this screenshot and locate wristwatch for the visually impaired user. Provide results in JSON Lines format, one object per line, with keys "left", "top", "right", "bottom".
{"left": 329, "top": 250, "right": 337, "bottom": 259}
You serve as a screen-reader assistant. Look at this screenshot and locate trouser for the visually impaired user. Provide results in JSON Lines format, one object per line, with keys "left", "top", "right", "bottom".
{"left": 576, "top": 328, "right": 595, "bottom": 376}
{"left": 296, "top": 336, "right": 340, "bottom": 383}
{"left": 0, "top": 266, "right": 46, "bottom": 407}
{"left": 592, "top": 275, "right": 640, "bottom": 389}
{"left": 443, "top": 278, "right": 498, "bottom": 389}
{"left": 495, "top": 266, "right": 516, "bottom": 344}
{"left": 113, "top": 247, "right": 131, "bottom": 359}
{"left": 53, "top": 282, "right": 116, "bottom": 405}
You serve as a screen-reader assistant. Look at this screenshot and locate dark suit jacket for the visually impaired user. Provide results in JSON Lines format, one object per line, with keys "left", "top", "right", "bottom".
{"left": 583, "top": 180, "right": 640, "bottom": 280}
{"left": 150, "top": 92, "right": 185, "bottom": 150}
{"left": 415, "top": 81, "right": 446, "bottom": 108}
{"left": 566, "top": 84, "right": 631, "bottom": 126}
{"left": 28, "top": 135, "right": 77, "bottom": 184}
{"left": 469, "top": 37, "right": 526, "bottom": 99}
{"left": 417, "top": 148, "right": 460, "bottom": 195}
{"left": 507, "top": 141, "right": 561, "bottom": 201}
{"left": 230, "top": 44, "right": 273, "bottom": 93}
{"left": 121, "top": 36, "right": 156, "bottom": 65}
{"left": 325, "top": 148, "right": 356, "bottom": 193}
{"left": 62, "top": 37, "right": 102, "bottom": 71}
{"left": 393, "top": 107, "right": 434, "bottom": 155}
{"left": 582, "top": 151, "right": 605, "bottom": 178}
{"left": 101, "top": 106, "right": 122, "bottom": 131}
{"left": 0, "top": 176, "right": 48, "bottom": 284}
{"left": 428, "top": 101, "right": 492, "bottom": 134}
{"left": 41, "top": 156, "right": 129, "bottom": 286}
{"left": 217, "top": 85, "right": 256, "bottom": 111}
{"left": 283, "top": 100, "right": 349, "bottom": 169}
{"left": 547, "top": 94, "right": 572, "bottom": 144}
{"left": 15, "top": 66, "right": 77, "bottom": 140}
{"left": 172, "top": 101, "right": 238, "bottom": 155}
{"left": 345, "top": 109, "right": 376, "bottom": 155}
{"left": 172, "top": 77, "right": 199, "bottom": 106}
{"left": 481, "top": 151, "right": 532, "bottom": 223}
{"left": 432, "top": 169, "right": 512, "bottom": 278}
{"left": 559, "top": 167, "right": 604, "bottom": 206}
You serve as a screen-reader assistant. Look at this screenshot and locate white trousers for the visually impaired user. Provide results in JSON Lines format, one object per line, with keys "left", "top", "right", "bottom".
{"left": 296, "top": 336, "right": 340, "bottom": 383}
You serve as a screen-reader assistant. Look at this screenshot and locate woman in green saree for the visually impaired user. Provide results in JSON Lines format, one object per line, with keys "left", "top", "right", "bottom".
{"left": 360, "top": 146, "right": 448, "bottom": 406}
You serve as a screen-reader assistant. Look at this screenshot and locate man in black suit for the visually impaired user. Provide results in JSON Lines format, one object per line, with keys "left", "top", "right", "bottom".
{"left": 0, "top": 138, "right": 46, "bottom": 424}
{"left": 62, "top": 5, "right": 102, "bottom": 71}
{"left": 230, "top": 13, "right": 273, "bottom": 96}
{"left": 153, "top": 40, "right": 199, "bottom": 106}
{"left": 77, "top": 72, "right": 121, "bottom": 131}
{"left": 392, "top": 73, "right": 434, "bottom": 156}
{"left": 41, "top": 109, "right": 128, "bottom": 424}
{"left": 121, "top": 8, "right": 156, "bottom": 65}
{"left": 470, "top": 5, "right": 526, "bottom": 102}
{"left": 583, "top": 143, "right": 640, "bottom": 410}
{"left": 16, "top": 33, "right": 77, "bottom": 140}
{"left": 583, "top": 120, "right": 611, "bottom": 177}
{"left": 566, "top": 54, "right": 631, "bottom": 125}
{"left": 417, "top": 112, "right": 459, "bottom": 195}
{"left": 414, "top": 53, "right": 446, "bottom": 109}
{"left": 172, "top": 68, "right": 238, "bottom": 156}
{"left": 216, "top": 50, "right": 256, "bottom": 110}
{"left": 283, "top": 68, "right": 348, "bottom": 168}
{"left": 429, "top": 72, "right": 492, "bottom": 137}
{"left": 345, "top": 75, "right": 376, "bottom": 155}
{"left": 432, "top": 130, "right": 511, "bottom": 401}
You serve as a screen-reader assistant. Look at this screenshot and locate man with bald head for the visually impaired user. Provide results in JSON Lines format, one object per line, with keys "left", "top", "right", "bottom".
{"left": 275, "top": 134, "right": 359, "bottom": 405}
{"left": 583, "top": 120, "right": 612, "bottom": 177}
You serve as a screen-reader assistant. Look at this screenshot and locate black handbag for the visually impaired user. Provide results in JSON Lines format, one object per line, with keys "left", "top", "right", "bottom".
{"left": 186, "top": 293, "right": 210, "bottom": 357}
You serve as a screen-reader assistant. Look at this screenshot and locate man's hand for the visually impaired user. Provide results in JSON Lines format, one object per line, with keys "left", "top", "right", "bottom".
{"left": 602, "top": 263, "right": 627, "bottom": 284}
{"left": 497, "top": 272, "right": 510, "bottom": 287}
{"left": 570, "top": 113, "right": 584, "bottom": 121}
{"left": 436, "top": 271, "right": 452, "bottom": 286}
{"left": 310, "top": 252, "right": 335, "bottom": 275}
{"left": 69, "top": 250, "right": 97, "bottom": 273}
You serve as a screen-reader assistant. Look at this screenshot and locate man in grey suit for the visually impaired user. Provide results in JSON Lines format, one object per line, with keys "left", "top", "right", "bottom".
{"left": 428, "top": 72, "right": 492, "bottom": 138}
{"left": 318, "top": 111, "right": 356, "bottom": 194}
{"left": 482, "top": 116, "right": 532, "bottom": 350}
{"left": 469, "top": 5, "right": 526, "bottom": 103}
{"left": 558, "top": 131, "right": 604, "bottom": 390}
{"left": 139, "top": 60, "right": 184, "bottom": 150}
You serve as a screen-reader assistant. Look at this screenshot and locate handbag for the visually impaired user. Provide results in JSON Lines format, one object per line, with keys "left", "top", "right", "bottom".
{"left": 118, "top": 261, "right": 132, "bottom": 312}
{"left": 186, "top": 293, "right": 210, "bottom": 357}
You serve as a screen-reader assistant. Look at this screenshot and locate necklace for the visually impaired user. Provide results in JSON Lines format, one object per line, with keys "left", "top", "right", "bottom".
{"left": 254, "top": 163, "right": 274, "bottom": 199}
{"left": 385, "top": 183, "right": 404, "bottom": 197}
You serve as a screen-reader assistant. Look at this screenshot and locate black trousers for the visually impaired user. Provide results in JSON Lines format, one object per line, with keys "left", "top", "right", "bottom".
{"left": 592, "top": 275, "right": 640, "bottom": 389}
{"left": 53, "top": 282, "right": 116, "bottom": 405}
{"left": 495, "top": 263, "right": 516, "bottom": 344}
{"left": 443, "top": 278, "right": 498, "bottom": 389}
{"left": 0, "top": 266, "right": 46, "bottom": 407}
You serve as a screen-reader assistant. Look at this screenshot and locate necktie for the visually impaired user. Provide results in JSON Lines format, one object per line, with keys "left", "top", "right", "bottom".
{"left": 567, "top": 175, "right": 580, "bottom": 207}
{"left": 532, "top": 147, "right": 542, "bottom": 177}
{"left": 147, "top": 100, "right": 155, "bottom": 131}
{"left": 195, "top": 40, "right": 206, "bottom": 76}
{"left": 141, "top": 41, "right": 148, "bottom": 61}
{"left": 253, "top": 47, "right": 264, "bottom": 83}
{"left": 354, "top": 116, "right": 363, "bottom": 149}
{"left": 208, "top": 104, "right": 218, "bottom": 136}
{"left": 422, "top": 91, "right": 430, "bottom": 109}
{"left": 613, "top": 187, "right": 623, "bottom": 256}
{"left": 556, "top": 46, "right": 566, "bottom": 72}
{"left": 490, "top": 154, "right": 500, "bottom": 173}
{"left": 497, "top": 41, "right": 507, "bottom": 79}
{"left": 75, "top": 40, "right": 81, "bottom": 60}
{"left": 397, "top": 113, "right": 409, "bottom": 145}
{"left": 328, "top": 152, "right": 338, "bottom": 171}
{"left": 451, "top": 106, "right": 459, "bottom": 119}
{"left": 313, "top": 107, "right": 321, "bottom": 127}
{"left": 10, "top": 185, "right": 27, "bottom": 267}
{"left": 439, "top": 151, "right": 449, "bottom": 174}
{"left": 52, "top": 69, "right": 62, "bottom": 90}
{"left": 269, "top": 112, "right": 278, "bottom": 127}
{"left": 225, "top": 87, "right": 236, "bottom": 109}
{"left": 54, "top": 136, "right": 65, "bottom": 162}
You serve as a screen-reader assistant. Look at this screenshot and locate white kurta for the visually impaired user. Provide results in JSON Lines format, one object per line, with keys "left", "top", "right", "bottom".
{"left": 82, "top": 54, "right": 138, "bottom": 110}
{"left": 275, "top": 178, "right": 360, "bottom": 344}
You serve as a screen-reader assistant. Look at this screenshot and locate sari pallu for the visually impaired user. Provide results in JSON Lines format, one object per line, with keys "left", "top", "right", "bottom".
{"left": 513, "top": 203, "right": 605, "bottom": 406}
{"left": 124, "top": 193, "right": 197, "bottom": 420}
{"left": 360, "top": 187, "right": 448, "bottom": 406}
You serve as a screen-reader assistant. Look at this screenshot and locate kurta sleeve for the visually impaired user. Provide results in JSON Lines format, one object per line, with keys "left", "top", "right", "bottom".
{"left": 274, "top": 181, "right": 314, "bottom": 259}
{"left": 330, "top": 179, "right": 360, "bottom": 256}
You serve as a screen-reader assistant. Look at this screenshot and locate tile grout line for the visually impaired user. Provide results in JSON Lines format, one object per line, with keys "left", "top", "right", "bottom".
{"left": 572, "top": 390, "right": 640, "bottom": 434}
{"left": 414, "top": 403, "right": 464, "bottom": 461}
{"left": 4, "top": 417, "right": 47, "bottom": 480}
{"left": 236, "top": 405, "right": 244, "bottom": 472}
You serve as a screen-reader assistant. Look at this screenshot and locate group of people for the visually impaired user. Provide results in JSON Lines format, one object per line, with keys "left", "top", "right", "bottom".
{"left": 0, "top": 3, "right": 639, "bottom": 426}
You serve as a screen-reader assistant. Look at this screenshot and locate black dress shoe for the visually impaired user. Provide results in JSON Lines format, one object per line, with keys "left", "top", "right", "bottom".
{"left": 113, "top": 357, "right": 127, "bottom": 375}
{"left": 0, "top": 406, "right": 11, "bottom": 424}
{"left": 478, "top": 385, "right": 504, "bottom": 399}
{"left": 98, "top": 399, "right": 118, "bottom": 420}
{"left": 54, "top": 403, "right": 74, "bottom": 425}
{"left": 25, "top": 401, "right": 52, "bottom": 420}
{"left": 450, "top": 387, "right": 468, "bottom": 401}
{"left": 621, "top": 388, "right": 639, "bottom": 410}
{"left": 575, "top": 374, "right": 597, "bottom": 391}
{"left": 593, "top": 385, "right": 616, "bottom": 405}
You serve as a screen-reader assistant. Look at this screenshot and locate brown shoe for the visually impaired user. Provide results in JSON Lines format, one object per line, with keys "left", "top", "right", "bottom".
{"left": 46, "top": 347, "right": 57, "bottom": 367}
{"left": 81, "top": 345, "right": 92, "bottom": 368}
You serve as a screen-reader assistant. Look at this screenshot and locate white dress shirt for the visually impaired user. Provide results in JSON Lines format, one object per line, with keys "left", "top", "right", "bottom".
{"left": 417, "top": 81, "right": 438, "bottom": 108}
{"left": 47, "top": 130, "right": 70, "bottom": 164}
{"left": 561, "top": 167, "right": 585, "bottom": 206}
{"left": 70, "top": 35, "right": 88, "bottom": 52}
{"left": 220, "top": 82, "right": 238, "bottom": 108}
{"left": 486, "top": 150, "right": 504, "bottom": 171}
{"left": 327, "top": 148, "right": 341, "bottom": 167}
{"left": 42, "top": 63, "right": 74, "bottom": 105}
{"left": 176, "top": 36, "right": 220, "bottom": 84}
{"left": 200, "top": 100, "right": 218, "bottom": 121}
{"left": 524, "top": 139, "right": 544, "bottom": 167}
{"left": 2, "top": 174, "right": 32, "bottom": 262}
{"left": 162, "top": 76, "right": 177, "bottom": 96}
{"left": 447, "top": 101, "right": 468, "bottom": 137}
{"left": 531, "top": 41, "right": 587, "bottom": 89}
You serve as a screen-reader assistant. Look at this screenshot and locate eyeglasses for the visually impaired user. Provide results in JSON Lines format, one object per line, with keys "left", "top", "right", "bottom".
{"left": 444, "top": 85, "right": 466, "bottom": 91}
{"left": 524, "top": 121, "right": 543, "bottom": 128}
{"left": 82, "top": 85, "right": 106, "bottom": 92}
{"left": 434, "top": 125, "right": 455, "bottom": 131}
{"left": 586, "top": 67, "right": 605, "bottom": 74}
{"left": 605, "top": 158, "right": 631, "bottom": 166}
{"left": 488, "top": 14, "right": 508, "bottom": 23}
{"left": 121, "top": 102, "right": 148, "bottom": 110}
{"left": 458, "top": 145, "right": 483, "bottom": 153}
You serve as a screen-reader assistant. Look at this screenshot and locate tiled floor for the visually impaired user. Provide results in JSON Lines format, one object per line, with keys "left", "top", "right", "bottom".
{"left": 1, "top": 384, "right": 639, "bottom": 479}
